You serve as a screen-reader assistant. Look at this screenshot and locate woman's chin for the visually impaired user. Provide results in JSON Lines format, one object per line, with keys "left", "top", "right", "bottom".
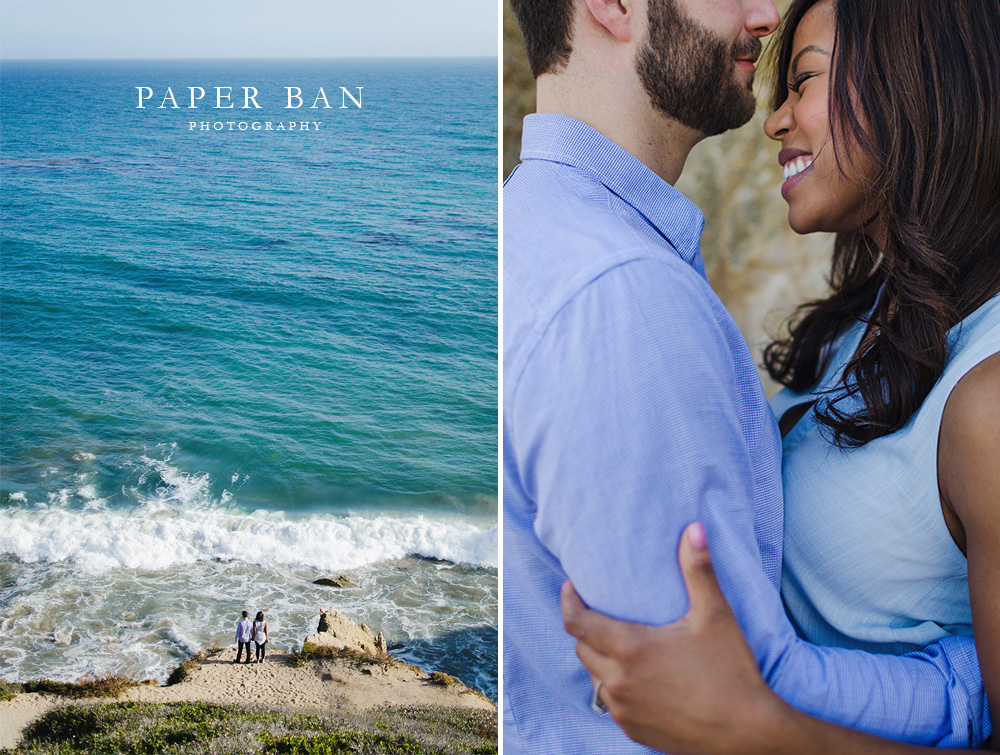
{"left": 785, "top": 209, "right": 833, "bottom": 236}
{"left": 786, "top": 214, "right": 815, "bottom": 236}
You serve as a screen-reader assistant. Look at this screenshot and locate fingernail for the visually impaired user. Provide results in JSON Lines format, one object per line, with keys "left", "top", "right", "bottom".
{"left": 687, "top": 521, "right": 706, "bottom": 549}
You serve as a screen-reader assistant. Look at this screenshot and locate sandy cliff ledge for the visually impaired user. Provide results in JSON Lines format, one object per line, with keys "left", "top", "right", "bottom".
{"left": 0, "top": 608, "right": 495, "bottom": 751}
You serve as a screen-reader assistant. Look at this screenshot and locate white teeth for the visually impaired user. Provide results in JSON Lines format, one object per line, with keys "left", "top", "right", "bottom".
{"left": 783, "top": 156, "right": 814, "bottom": 180}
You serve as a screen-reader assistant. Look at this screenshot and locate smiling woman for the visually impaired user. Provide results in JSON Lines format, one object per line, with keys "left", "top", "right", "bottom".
{"left": 763, "top": 2, "right": 877, "bottom": 235}
{"left": 763, "top": 0, "right": 1000, "bottom": 446}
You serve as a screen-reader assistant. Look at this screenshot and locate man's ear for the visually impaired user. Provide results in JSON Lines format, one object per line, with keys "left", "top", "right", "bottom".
{"left": 581, "top": 0, "right": 637, "bottom": 42}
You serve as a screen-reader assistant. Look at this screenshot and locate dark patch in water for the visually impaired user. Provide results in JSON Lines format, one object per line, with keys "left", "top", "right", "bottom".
{"left": 406, "top": 553, "right": 453, "bottom": 565}
{"left": 248, "top": 237, "right": 290, "bottom": 247}
{"left": 360, "top": 232, "right": 410, "bottom": 247}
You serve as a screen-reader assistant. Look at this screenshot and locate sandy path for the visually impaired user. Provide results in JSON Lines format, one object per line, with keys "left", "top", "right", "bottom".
{"left": 0, "top": 692, "right": 59, "bottom": 751}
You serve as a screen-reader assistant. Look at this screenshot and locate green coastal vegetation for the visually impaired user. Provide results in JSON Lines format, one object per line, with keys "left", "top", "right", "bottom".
{"left": 3, "top": 700, "right": 497, "bottom": 755}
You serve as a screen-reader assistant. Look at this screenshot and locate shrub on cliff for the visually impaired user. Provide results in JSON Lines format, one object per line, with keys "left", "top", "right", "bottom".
{"left": 21, "top": 676, "right": 136, "bottom": 699}
{"left": 0, "top": 679, "right": 23, "bottom": 702}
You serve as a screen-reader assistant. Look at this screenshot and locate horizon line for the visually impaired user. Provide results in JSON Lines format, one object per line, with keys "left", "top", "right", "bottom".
{"left": 1, "top": 54, "right": 498, "bottom": 62}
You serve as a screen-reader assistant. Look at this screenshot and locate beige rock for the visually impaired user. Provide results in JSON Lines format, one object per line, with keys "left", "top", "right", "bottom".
{"left": 313, "top": 576, "right": 359, "bottom": 589}
{"left": 305, "top": 607, "right": 387, "bottom": 655}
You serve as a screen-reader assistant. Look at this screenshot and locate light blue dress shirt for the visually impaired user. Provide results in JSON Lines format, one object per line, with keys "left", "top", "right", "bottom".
{"left": 236, "top": 618, "right": 253, "bottom": 643}
{"left": 503, "top": 113, "right": 988, "bottom": 753}
{"left": 772, "top": 295, "right": 999, "bottom": 657}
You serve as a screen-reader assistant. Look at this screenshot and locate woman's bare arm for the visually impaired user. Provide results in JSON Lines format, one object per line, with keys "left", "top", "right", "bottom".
{"left": 938, "top": 351, "right": 1000, "bottom": 734}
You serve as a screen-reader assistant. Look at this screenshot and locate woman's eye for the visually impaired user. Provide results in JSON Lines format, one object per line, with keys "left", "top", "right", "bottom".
{"left": 787, "top": 72, "right": 819, "bottom": 94}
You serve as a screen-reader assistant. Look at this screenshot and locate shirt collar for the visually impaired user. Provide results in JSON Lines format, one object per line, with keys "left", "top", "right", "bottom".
{"left": 519, "top": 113, "right": 705, "bottom": 268}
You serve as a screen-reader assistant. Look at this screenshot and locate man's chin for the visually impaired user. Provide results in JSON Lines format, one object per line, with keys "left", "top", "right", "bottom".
{"left": 703, "top": 97, "right": 757, "bottom": 136}
{"left": 644, "top": 78, "right": 757, "bottom": 136}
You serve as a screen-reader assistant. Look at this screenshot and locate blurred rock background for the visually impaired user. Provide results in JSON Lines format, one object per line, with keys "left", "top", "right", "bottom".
{"left": 503, "top": 1, "right": 833, "bottom": 393}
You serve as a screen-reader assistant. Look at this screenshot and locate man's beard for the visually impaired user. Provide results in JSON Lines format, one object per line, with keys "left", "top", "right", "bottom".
{"left": 636, "top": 0, "right": 761, "bottom": 136}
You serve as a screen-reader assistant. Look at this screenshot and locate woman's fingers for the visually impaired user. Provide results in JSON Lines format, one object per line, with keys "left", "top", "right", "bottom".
{"left": 561, "top": 580, "right": 638, "bottom": 708}
{"left": 572, "top": 629, "right": 619, "bottom": 678}
{"left": 677, "top": 521, "right": 727, "bottom": 627}
{"left": 560, "top": 580, "right": 589, "bottom": 637}
{"left": 558, "top": 523, "right": 781, "bottom": 755}
{"left": 561, "top": 580, "right": 648, "bottom": 659}
{"left": 561, "top": 519, "right": 720, "bottom": 652}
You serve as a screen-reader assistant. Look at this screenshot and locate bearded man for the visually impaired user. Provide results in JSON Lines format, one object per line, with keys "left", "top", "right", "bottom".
{"left": 502, "top": 0, "right": 986, "bottom": 752}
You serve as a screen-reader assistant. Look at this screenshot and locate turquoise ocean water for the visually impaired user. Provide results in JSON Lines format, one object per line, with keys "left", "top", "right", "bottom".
{"left": 0, "top": 59, "right": 497, "bottom": 697}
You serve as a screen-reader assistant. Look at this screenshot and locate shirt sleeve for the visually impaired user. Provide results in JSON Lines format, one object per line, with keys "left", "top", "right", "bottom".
{"left": 511, "top": 257, "right": 987, "bottom": 747}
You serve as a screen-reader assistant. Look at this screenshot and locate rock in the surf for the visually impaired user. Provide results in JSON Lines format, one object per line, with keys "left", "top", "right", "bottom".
{"left": 313, "top": 575, "right": 359, "bottom": 589}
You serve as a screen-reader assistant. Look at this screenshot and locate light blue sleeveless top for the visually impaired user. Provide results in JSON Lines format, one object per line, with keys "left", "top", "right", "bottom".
{"left": 770, "top": 293, "right": 1000, "bottom": 654}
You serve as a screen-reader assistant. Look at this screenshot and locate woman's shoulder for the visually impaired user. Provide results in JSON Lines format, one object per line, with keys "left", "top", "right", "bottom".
{"left": 941, "top": 352, "right": 1000, "bottom": 440}
{"left": 938, "top": 351, "right": 1000, "bottom": 549}
{"left": 938, "top": 296, "right": 1000, "bottom": 521}
{"left": 938, "top": 294, "right": 1000, "bottom": 396}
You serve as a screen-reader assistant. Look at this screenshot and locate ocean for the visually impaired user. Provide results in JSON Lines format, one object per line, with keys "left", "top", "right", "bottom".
{"left": 0, "top": 58, "right": 498, "bottom": 699}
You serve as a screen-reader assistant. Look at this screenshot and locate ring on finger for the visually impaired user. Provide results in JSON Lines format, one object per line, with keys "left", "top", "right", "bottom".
{"left": 591, "top": 680, "right": 609, "bottom": 715}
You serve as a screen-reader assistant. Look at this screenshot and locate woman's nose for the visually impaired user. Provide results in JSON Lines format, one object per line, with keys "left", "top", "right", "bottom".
{"left": 764, "top": 101, "right": 793, "bottom": 141}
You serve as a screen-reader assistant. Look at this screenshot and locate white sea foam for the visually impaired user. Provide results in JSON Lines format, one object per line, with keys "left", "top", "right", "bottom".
{"left": 0, "top": 505, "right": 497, "bottom": 572}
{"left": 2, "top": 453, "right": 496, "bottom": 572}
{"left": 2, "top": 457, "right": 496, "bottom": 570}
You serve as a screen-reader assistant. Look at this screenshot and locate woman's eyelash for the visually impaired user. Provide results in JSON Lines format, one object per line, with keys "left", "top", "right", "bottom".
{"left": 787, "top": 73, "right": 815, "bottom": 93}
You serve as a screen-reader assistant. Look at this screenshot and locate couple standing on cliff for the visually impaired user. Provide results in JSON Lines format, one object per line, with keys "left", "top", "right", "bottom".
{"left": 504, "top": 0, "right": 999, "bottom": 752}
{"left": 235, "top": 610, "right": 269, "bottom": 665}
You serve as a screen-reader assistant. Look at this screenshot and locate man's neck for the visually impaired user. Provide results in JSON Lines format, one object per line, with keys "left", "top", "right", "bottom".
{"left": 535, "top": 72, "right": 703, "bottom": 186}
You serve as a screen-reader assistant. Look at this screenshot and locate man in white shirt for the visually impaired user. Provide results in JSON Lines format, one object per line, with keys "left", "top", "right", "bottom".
{"left": 235, "top": 610, "right": 253, "bottom": 664}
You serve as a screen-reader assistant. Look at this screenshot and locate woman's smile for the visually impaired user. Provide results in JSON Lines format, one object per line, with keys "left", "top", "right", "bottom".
{"left": 778, "top": 148, "right": 814, "bottom": 197}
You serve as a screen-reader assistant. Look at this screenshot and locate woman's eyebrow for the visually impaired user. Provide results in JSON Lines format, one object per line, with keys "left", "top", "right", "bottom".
{"left": 791, "top": 44, "right": 831, "bottom": 73}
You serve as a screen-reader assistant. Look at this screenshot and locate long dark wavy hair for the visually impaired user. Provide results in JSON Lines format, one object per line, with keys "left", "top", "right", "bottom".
{"left": 763, "top": 0, "right": 1000, "bottom": 446}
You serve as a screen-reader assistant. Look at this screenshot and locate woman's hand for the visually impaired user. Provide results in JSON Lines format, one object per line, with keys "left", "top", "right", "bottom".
{"left": 561, "top": 522, "right": 787, "bottom": 755}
